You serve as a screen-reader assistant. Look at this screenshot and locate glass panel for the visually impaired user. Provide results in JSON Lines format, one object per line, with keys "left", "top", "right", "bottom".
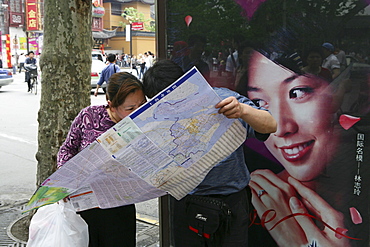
{"left": 111, "top": 2, "right": 122, "bottom": 16}
{"left": 160, "top": 0, "right": 370, "bottom": 246}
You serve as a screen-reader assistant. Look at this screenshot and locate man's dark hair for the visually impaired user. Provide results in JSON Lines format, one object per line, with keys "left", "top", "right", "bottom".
{"left": 143, "top": 60, "right": 184, "bottom": 98}
{"left": 107, "top": 53, "right": 116, "bottom": 63}
{"left": 303, "top": 46, "right": 324, "bottom": 61}
{"left": 28, "top": 51, "right": 34, "bottom": 55}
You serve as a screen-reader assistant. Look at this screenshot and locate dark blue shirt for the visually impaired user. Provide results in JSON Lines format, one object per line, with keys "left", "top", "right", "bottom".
{"left": 25, "top": 57, "right": 36, "bottom": 65}
{"left": 97, "top": 63, "right": 120, "bottom": 86}
{"left": 190, "top": 87, "right": 270, "bottom": 195}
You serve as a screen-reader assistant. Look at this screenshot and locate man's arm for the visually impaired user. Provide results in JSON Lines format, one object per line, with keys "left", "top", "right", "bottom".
{"left": 94, "top": 69, "right": 106, "bottom": 96}
{"left": 331, "top": 68, "right": 341, "bottom": 79}
{"left": 216, "top": 96, "right": 277, "bottom": 134}
{"left": 94, "top": 84, "right": 101, "bottom": 97}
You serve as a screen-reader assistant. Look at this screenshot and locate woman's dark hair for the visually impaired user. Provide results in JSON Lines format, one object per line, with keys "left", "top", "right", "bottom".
{"left": 107, "top": 72, "right": 143, "bottom": 108}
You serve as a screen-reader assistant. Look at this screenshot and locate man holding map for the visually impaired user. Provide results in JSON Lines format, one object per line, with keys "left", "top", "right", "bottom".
{"left": 143, "top": 60, "right": 277, "bottom": 247}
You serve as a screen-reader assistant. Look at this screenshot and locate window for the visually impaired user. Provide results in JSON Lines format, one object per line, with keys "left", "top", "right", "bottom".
{"left": 111, "top": 2, "right": 122, "bottom": 16}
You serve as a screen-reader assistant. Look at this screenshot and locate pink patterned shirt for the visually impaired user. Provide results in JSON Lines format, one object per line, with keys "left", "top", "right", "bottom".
{"left": 57, "top": 105, "right": 114, "bottom": 168}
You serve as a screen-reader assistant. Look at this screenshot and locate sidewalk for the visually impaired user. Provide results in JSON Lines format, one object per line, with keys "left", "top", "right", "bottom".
{"left": 0, "top": 201, "right": 159, "bottom": 247}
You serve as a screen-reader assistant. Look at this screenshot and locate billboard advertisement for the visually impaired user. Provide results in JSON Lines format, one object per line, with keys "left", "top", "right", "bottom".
{"left": 162, "top": 0, "right": 370, "bottom": 246}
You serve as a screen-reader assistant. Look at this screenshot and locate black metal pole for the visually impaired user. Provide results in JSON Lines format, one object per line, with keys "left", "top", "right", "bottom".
{"left": 26, "top": 31, "right": 29, "bottom": 53}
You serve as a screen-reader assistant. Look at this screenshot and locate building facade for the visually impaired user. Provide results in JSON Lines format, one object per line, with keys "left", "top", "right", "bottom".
{"left": 0, "top": 0, "right": 155, "bottom": 68}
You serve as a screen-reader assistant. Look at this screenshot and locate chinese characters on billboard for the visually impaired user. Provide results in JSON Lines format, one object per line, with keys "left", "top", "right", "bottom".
{"left": 26, "top": 0, "right": 39, "bottom": 31}
{"left": 9, "top": 0, "right": 24, "bottom": 27}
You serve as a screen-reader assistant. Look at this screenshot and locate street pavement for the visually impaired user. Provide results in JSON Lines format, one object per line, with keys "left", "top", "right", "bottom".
{"left": 0, "top": 70, "right": 159, "bottom": 246}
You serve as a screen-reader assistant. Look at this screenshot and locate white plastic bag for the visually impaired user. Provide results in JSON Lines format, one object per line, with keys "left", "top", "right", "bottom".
{"left": 27, "top": 200, "right": 89, "bottom": 247}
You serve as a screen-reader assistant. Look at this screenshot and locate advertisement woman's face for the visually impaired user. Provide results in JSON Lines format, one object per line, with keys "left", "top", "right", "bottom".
{"left": 247, "top": 52, "right": 339, "bottom": 181}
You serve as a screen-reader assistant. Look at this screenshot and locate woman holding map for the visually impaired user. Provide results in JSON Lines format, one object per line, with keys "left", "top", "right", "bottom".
{"left": 239, "top": 51, "right": 369, "bottom": 246}
{"left": 57, "top": 72, "right": 147, "bottom": 247}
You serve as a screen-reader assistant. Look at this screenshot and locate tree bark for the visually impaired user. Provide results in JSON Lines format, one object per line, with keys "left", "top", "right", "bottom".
{"left": 36, "top": 0, "right": 92, "bottom": 186}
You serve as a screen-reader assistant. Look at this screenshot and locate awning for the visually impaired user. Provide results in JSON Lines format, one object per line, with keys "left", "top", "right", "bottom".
{"left": 92, "top": 29, "right": 117, "bottom": 39}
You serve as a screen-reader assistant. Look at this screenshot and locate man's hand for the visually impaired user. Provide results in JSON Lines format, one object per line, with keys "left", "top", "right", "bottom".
{"left": 215, "top": 96, "right": 244, "bottom": 118}
{"left": 215, "top": 96, "right": 277, "bottom": 134}
{"left": 94, "top": 88, "right": 99, "bottom": 97}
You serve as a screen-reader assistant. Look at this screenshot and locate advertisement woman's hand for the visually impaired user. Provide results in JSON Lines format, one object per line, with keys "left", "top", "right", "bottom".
{"left": 249, "top": 169, "right": 308, "bottom": 246}
{"left": 288, "top": 177, "right": 350, "bottom": 247}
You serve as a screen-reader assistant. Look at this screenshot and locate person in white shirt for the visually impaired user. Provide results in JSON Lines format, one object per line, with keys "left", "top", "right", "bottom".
{"left": 321, "top": 42, "right": 341, "bottom": 79}
{"left": 18, "top": 53, "right": 26, "bottom": 73}
{"left": 226, "top": 35, "right": 244, "bottom": 75}
{"left": 144, "top": 52, "right": 152, "bottom": 73}
{"left": 11, "top": 55, "right": 17, "bottom": 74}
{"left": 147, "top": 51, "right": 154, "bottom": 67}
{"left": 334, "top": 47, "right": 347, "bottom": 72}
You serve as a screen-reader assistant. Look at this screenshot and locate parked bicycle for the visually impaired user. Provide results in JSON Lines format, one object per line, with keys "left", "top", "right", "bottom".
{"left": 25, "top": 64, "right": 38, "bottom": 95}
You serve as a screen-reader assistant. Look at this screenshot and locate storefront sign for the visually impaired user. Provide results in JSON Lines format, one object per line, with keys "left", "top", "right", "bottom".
{"left": 9, "top": 0, "right": 24, "bottom": 27}
{"left": 26, "top": 0, "right": 39, "bottom": 31}
{"left": 92, "top": 6, "right": 105, "bottom": 18}
{"left": 5, "top": 34, "right": 11, "bottom": 68}
{"left": 131, "top": 22, "right": 144, "bottom": 31}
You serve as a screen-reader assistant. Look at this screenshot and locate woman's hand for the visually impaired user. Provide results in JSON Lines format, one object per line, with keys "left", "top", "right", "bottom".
{"left": 249, "top": 169, "right": 308, "bottom": 246}
{"left": 288, "top": 177, "right": 350, "bottom": 247}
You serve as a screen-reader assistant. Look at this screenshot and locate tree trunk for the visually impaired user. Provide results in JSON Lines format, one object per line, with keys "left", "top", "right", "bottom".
{"left": 19, "top": 2, "right": 92, "bottom": 238}
{"left": 36, "top": 0, "right": 92, "bottom": 186}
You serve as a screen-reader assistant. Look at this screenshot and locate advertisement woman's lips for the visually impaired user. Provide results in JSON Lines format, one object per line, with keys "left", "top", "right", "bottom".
{"left": 279, "top": 140, "right": 315, "bottom": 162}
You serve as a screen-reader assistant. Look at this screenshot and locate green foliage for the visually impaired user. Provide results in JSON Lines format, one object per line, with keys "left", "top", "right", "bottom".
{"left": 120, "top": 7, "right": 155, "bottom": 32}
{"left": 122, "top": 7, "right": 145, "bottom": 23}
{"left": 167, "top": 0, "right": 250, "bottom": 53}
{"left": 248, "top": 0, "right": 369, "bottom": 50}
{"left": 166, "top": 0, "right": 369, "bottom": 55}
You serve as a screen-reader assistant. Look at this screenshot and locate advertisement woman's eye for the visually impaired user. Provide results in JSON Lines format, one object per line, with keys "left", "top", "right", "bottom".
{"left": 289, "top": 87, "right": 313, "bottom": 99}
{"left": 252, "top": 99, "right": 268, "bottom": 108}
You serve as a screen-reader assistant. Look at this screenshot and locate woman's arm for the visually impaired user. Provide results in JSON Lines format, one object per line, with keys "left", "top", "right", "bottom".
{"left": 56, "top": 112, "right": 83, "bottom": 168}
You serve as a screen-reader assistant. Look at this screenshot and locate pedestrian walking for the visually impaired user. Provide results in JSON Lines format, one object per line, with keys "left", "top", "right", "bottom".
{"left": 18, "top": 53, "right": 26, "bottom": 72}
{"left": 11, "top": 55, "right": 17, "bottom": 75}
{"left": 138, "top": 54, "right": 146, "bottom": 79}
{"left": 131, "top": 55, "right": 139, "bottom": 76}
{"left": 94, "top": 53, "right": 120, "bottom": 96}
